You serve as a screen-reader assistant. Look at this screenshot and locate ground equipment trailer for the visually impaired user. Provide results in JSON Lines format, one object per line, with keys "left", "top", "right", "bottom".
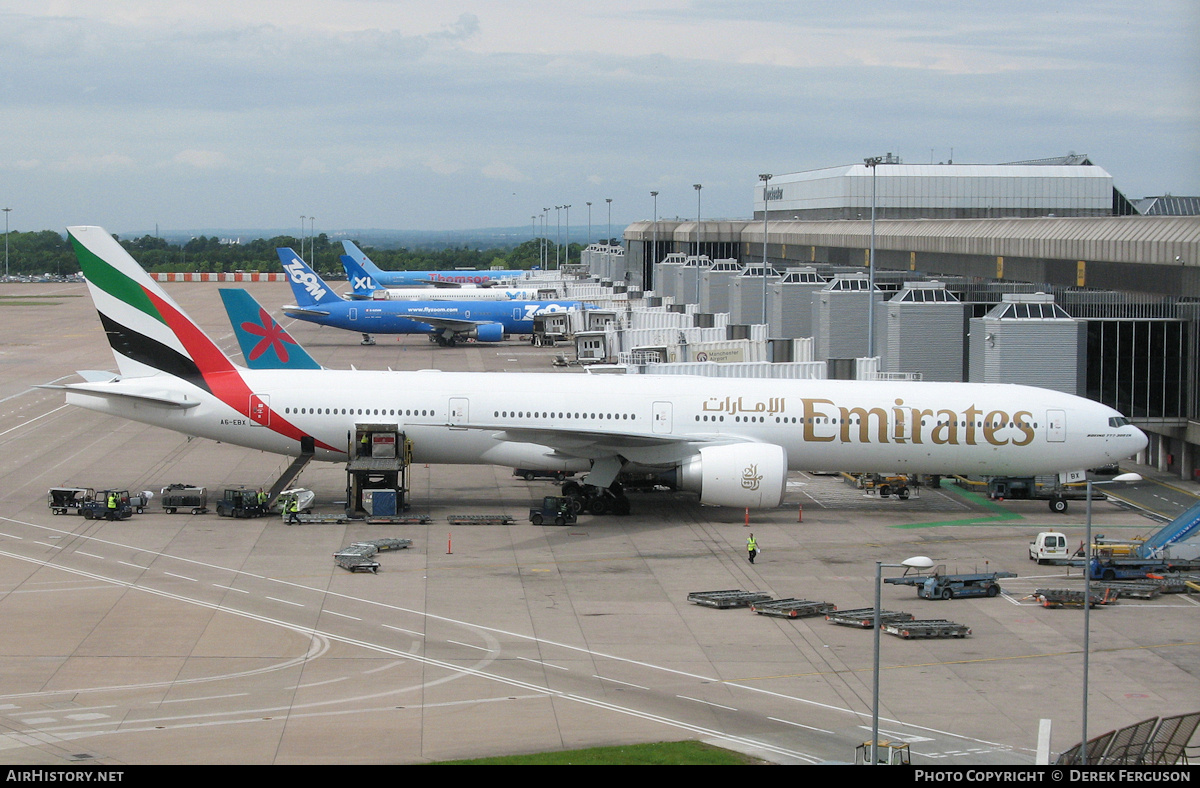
{"left": 825, "top": 608, "right": 915, "bottom": 628}
{"left": 882, "top": 619, "right": 972, "bottom": 639}
{"left": 47, "top": 487, "right": 94, "bottom": 515}
{"left": 1029, "top": 588, "right": 1117, "bottom": 608}
{"left": 1087, "top": 556, "right": 1200, "bottom": 581}
{"left": 750, "top": 599, "right": 836, "bottom": 619}
{"left": 160, "top": 484, "right": 208, "bottom": 514}
{"left": 687, "top": 590, "right": 773, "bottom": 609}
{"left": 885, "top": 567, "right": 1016, "bottom": 599}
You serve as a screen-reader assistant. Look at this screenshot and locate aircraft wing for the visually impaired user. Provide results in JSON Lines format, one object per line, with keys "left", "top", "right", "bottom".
{"left": 452, "top": 421, "right": 742, "bottom": 467}
{"left": 404, "top": 314, "right": 495, "bottom": 334}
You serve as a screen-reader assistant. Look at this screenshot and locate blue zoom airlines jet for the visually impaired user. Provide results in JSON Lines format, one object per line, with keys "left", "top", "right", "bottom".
{"left": 279, "top": 249, "right": 590, "bottom": 346}
{"left": 342, "top": 240, "right": 524, "bottom": 287}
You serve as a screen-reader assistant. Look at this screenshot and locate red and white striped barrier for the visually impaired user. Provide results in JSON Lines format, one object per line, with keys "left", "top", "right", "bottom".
{"left": 152, "top": 272, "right": 286, "bottom": 282}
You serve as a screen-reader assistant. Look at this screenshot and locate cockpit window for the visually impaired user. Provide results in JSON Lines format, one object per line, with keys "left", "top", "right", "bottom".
{"left": 1108, "top": 417, "right": 1131, "bottom": 428}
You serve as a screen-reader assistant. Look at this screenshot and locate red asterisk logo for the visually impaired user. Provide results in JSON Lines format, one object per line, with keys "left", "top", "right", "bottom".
{"left": 241, "top": 307, "right": 297, "bottom": 363}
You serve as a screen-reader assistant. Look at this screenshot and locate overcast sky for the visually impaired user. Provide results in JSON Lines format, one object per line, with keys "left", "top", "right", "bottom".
{"left": 2, "top": 1, "right": 1197, "bottom": 236}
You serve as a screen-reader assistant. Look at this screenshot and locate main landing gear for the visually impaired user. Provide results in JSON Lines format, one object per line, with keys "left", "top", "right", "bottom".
{"left": 561, "top": 480, "right": 631, "bottom": 516}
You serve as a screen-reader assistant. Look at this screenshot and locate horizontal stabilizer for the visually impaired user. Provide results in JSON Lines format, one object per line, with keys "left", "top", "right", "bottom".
{"left": 44, "top": 381, "right": 201, "bottom": 409}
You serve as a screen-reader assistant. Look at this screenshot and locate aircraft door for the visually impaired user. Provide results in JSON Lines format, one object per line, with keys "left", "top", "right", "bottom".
{"left": 1046, "top": 409, "right": 1066, "bottom": 442}
{"left": 349, "top": 308, "right": 357, "bottom": 321}
{"left": 449, "top": 397, "right": 468, "bottom": 429}
{"left": 249, "top": 394, "right": 270, "bottom": 427}
{"left": 652, "top": 401, "right": 672, "bottom": 434}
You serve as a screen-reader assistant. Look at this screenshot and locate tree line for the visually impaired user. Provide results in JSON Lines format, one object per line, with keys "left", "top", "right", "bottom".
{"left": 0, "top": 230, "right": 590, "bottom": 277}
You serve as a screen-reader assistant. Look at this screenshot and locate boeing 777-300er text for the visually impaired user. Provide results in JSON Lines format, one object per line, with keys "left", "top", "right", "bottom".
{"left": 279, "top": 248, "right": 588, "bottom": 346}
{"left": 49, "top": 227, "right": 1148, "bottom": 511}
{"left": 342, "top": 240, "right": 525, "bottom": 287}
{"left": 342, "top": 255, "right": 546, "bottom": 301}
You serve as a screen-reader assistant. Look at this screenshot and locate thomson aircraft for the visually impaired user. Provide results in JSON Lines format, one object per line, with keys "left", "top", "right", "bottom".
{"left": 342, "top": 240, "right": 525, "bottom": 287}
{"left": 342, "top": 255, "right": 546, "bottom": 302}
{"left": 280, "top": 248, "right": 588, "bottom": 346}
{"left": 50, "top": 227, "right": 1148, "bottom": 511}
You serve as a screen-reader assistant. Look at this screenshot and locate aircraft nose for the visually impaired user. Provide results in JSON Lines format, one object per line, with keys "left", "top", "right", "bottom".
{"left": 1131, "top": 425, "right": 1149, "bottom": 454}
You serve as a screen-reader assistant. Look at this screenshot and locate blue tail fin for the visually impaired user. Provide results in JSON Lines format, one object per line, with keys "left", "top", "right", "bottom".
{"left": 341, "top": 254, "right": 382, "bottom": 298}
{"left": 277, "top": 248, "right": 343, "bottom": 307}
{"left": 219, "top": 288, "right": 322, "bottom": 370}
{"left": 341, "top": 240, "right": 388, "bottom": 278}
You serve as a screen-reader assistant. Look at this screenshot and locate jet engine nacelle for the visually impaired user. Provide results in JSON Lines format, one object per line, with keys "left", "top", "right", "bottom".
{"left": 472, "top": 323, "right": 505, "bottom": 343}
{"left": 676, "top": 443, "right": 788, "bottom": 509}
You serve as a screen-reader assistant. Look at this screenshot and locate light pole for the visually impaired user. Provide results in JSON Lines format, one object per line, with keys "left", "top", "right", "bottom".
{"left": 563, "top": 204, "right": 571, "bottom": 268}
{"left": 693, "top": 184, "right": 703, "bottom": 304}
{"left": 606, "top": 198, "right": 612, "bottom": 246}
{"left": 873, "top": 555, "right": 935, "bottom": 764}
{"left": 759, "top": 174, "right": 772, "bottom": 324}
{"left": 542, "top": 208, "right": 550, "bottom": 268}
{"left": 650, "top": 191, "right": 659, "bottom": 284}
{"left": 586, "top": 201, "right": 592, "bottom": 247}
{"left": 864, "top": 157, "right": 883, "bottom": 359}
{"left": 555, "top": 206, "right": 562, "bottom": 269}
{"left": 3, "top": 207, "right": 11, "bottom": 279}
{"left": 1081, "top": 472, "right": 1143, "bottom": 763}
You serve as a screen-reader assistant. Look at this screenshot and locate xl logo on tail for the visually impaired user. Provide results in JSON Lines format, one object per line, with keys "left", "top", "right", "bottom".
{"left": 283, "top": 258, "right": 327, "bottom": 301}
{"left": 352, "top": 274, "right": 377, "bottom": 291}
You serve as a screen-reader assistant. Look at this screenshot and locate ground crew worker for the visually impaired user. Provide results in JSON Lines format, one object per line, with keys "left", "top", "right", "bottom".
{"left": 286, "top": 495, "right": 300, "bottom": 525}
{"left": 746, "top": 533, "right": 758, "bottom": 564}
{"left": 106, "top": 491, "right": 118, "bottom": 521}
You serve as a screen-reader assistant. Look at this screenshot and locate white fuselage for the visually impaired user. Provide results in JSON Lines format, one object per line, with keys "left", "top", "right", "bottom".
{"left": 66, "top": 369, "right": 1148, "bottom": 477}
{"left": 360, "top": 287, "right": 545, "bottom": 301}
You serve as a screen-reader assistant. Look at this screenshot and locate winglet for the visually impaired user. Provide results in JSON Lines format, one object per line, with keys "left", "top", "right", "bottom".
{"left": 219, "top": 288, "right": 323, "bottom": 370}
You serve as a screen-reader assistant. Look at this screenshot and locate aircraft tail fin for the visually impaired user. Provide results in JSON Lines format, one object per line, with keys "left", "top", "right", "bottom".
{"left": 341, "top": 240, "right": 387, "bottom": 277}
{"left": 219, "top": 288, "right": 323, "bottom": 370}
{"left": 340, "top": 254, "right": 382, "bottom": 298}
{"left": 277, "top": 248, "right": 343, "bottom": 307}
{"left": 67, "top": 226, "right": 242, "bottom": 383}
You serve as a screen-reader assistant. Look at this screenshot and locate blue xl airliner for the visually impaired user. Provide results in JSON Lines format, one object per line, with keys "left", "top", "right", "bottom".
{"left": 279, "top": 249, "right": 589, "bottom": 346}
{"left": 342, "top": 240, "right": 525, "bottom": 287}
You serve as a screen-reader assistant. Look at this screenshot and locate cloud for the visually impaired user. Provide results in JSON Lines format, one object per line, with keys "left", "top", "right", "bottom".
{"left": 51, "top": 153, "right": 136, "bottom": 173}
{"left": 171, "top": 149, "right": 231, "bottom": 169}
{"left": 481, "top": 161, "right": 525, "bottom": 182}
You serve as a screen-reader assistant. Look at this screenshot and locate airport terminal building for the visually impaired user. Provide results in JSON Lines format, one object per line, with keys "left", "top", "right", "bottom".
{"left": 609, "top": 157, "right": 1200, "bottom": 482}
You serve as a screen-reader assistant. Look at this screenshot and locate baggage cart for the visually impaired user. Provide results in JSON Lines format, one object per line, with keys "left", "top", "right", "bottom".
{"left": 47, "top": 487, "right": 93, "bottom": 516}
{"left": 447, "top": 513, "right": 515, "bottom": 525}
{"left": 160, "top": 484, "right": 208, "bottom": 514}
{"left": 881, "top": 619, "right": 971, "bottom": 639}
{"left": 825, "top": 608, "right": 914, "bottom": 628}
{"left": 750, "top": 599, "right": 837, "bottom": 619}
{"left": 1030, "top": 588, "right": 1117, "bottom": 608}
{"left": 686, "top": 590, "right": 772, "bottom": 609}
